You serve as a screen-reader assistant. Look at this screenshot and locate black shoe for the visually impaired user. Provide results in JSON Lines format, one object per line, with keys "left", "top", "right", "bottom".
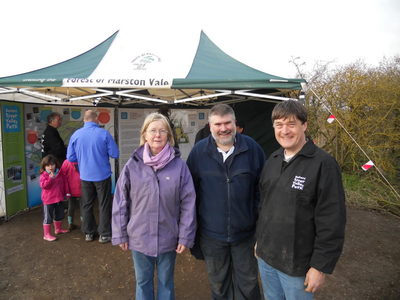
{"left": 68, "top": 224, "right": 76, "bottom": 231}
{"left": 99, "top": 235, "right": 111, "bottom": 244}
{"left": 85, "top": 234, "right": 94, "bottom": 242}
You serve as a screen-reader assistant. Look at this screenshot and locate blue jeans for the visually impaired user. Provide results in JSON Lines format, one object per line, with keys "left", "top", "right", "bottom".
{"left": 200, "top": 234, "right": 261, "bottom": 300}
{"left": 132, "top": 250, "right": 177, "bottom": 300}
{"left": 257, "top": 257, "right": 313, "bottom": 300}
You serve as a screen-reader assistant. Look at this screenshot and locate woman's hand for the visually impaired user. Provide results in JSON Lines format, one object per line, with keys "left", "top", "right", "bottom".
{"left": 176, "top": 243, "right": 186, "bottom": 254}
{"left": 119, "top": 242, "right": 128, "bottom": 251}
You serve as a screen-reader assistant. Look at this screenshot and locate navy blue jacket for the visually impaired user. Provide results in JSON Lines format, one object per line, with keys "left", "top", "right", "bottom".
{"left": 187, "top": 133, "right": 266, "bottom": 243}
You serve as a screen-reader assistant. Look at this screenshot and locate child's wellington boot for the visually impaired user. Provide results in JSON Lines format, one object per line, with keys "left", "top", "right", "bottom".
{"left": 43, "top": 224, "right": 57, "bottom": 241}
{"left": 54, "top": 220, "right": 70, "bottom": 234}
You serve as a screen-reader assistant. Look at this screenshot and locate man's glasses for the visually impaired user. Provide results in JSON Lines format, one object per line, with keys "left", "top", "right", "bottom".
{"left": 146, "top": 129, "right": 168, "bottom": 136}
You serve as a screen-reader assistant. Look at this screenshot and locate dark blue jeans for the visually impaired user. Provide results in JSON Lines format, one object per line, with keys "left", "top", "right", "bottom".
{"left": 80, "top": 177, "right": 112, "bottom": 236}
{"left": 43, "top": 202, "right": 65, "bottom": 224}
{"left": 200, "top": 234, "right": 261, "bottom": 300}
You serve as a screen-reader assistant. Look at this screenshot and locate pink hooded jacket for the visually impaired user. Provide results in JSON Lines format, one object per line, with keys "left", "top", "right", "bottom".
{"left": 60, "top": 160, "right": 81, "bottom": 197}
{"left": 40, "top": 170, "right": 70, "bottom": 205}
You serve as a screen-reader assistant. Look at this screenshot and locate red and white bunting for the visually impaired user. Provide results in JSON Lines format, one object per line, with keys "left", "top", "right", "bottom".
{"left": 327, "top": 114, "right": 336, "bottom": 123}
{"left": 362, "top": 160, "right": 374, "bottom": 171}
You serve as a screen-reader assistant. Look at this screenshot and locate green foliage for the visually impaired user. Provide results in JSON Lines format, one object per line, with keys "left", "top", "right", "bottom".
{"left": 291, "top": 55, "right": 400, "bottom": 215}
{"left": 300, "top": 56, "right": 400, "bottom": 176}
{"left": 343, "top": 172, "right": 400, "bottom": 216}
{"left": 342, "top": 173, "right": 363, "bottom": 190}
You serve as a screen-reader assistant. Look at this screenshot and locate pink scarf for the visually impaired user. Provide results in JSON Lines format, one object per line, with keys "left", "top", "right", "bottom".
{"left": 143, "top": 142, "right": 173, "bottom": 172}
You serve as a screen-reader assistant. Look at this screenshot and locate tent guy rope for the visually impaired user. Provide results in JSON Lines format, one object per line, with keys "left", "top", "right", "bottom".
{"left": 309, "top": 88, "right": 400, "bottom": 199}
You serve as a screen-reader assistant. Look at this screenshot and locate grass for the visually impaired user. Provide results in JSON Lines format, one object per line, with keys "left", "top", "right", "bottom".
{"left": 342, "top": 173, "right": 400, "bottom": 216}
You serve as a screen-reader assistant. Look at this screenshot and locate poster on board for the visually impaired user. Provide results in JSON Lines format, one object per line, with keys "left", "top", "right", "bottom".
{"left": 117, "top": 108, "right": 209, "bottom": 170}
{"left": 1, "top": 101, "right": 28, "bottom": 217}
{"left": 24, "top": 105, "right": 116, "bottom": 208}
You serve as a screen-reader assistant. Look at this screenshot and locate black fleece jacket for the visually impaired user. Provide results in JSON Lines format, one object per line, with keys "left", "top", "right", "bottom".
{"left": 256, "top": 139, "right": 346, "bottom": 276}
{"left": 41, "top": 125, "right": 67, "bottom": 163}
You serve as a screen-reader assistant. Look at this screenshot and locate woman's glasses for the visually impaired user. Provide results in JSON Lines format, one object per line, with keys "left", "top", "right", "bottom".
{"left": 146, "top": 129, "right": 168, "bottom": 136}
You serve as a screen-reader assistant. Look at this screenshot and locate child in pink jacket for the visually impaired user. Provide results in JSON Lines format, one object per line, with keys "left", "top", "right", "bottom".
{"left": 39, "top": 155, "right": 70, "bottom": 241}
{"left": 60, "top": 159, "right": 82, "bottom": 231}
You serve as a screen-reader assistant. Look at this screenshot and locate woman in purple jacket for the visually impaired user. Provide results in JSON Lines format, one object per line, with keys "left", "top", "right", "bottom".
{"left": 112, "top": 113, "right": 196, "bottom": 300}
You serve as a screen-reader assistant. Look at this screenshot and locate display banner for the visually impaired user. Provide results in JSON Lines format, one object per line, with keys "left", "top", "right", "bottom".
{"left": 24, "top": 105, "right": 117, "bottom": 208}
{"left": 117, "top": 108, "right": 209, "bottom": 171}
{"left": 171, "top": 109, "right": 209, "bottom": 160}
{"left": 1, "top": 101, "right": 28, "bottom": 217}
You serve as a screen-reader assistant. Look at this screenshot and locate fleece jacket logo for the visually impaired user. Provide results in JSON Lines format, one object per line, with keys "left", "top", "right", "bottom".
{"left": 292, "top": 175, "right": 306, "bottom": 190}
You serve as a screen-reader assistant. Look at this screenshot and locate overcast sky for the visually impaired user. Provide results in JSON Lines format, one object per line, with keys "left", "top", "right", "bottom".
{"left": 0, "top": 0, "right": 398, "bottom": 79}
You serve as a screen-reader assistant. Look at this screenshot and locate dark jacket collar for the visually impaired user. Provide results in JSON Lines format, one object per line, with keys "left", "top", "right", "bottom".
{"left": 46, "top": 125, "right": 58, "bottom": 132}
{"left": 274, "top": 138, "right": 316, "bottom": 159}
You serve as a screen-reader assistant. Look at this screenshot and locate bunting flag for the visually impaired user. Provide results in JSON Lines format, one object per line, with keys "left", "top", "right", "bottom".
{"left": 362, "top": 160, "right": 374, "bottom": 171}
{"left": 327, "top": 114, "right": 336, "bottom": 123}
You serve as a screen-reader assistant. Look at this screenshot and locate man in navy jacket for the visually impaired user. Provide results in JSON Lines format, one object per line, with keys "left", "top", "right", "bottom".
{"left": 255, "top": 100, "right": 346, "bottom": 299}
{"left": 187, "top": 104, "right": 265, "bottom": 300}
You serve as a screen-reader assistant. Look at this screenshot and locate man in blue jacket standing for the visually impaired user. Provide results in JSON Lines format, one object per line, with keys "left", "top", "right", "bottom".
{"left": 187, "top": 104, "right": 265, "bottom": 300}
{"left": 67, "top": 110, "right": 119, "bottom": 244}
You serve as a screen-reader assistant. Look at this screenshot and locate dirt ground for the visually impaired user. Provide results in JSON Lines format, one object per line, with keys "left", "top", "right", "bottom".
{"left": 0, "top": 204, "right": 399, "bottom": 300}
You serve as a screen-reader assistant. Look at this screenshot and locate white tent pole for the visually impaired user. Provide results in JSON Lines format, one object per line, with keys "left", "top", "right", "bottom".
{"left": 20, "top": 90, "right": 62, "bottom": 101}
{"left": 174, "top": 91, "right": 232, "bottom": 104}
{"left": 234, "top": 90, "right": 297, "bottom": 101}
{"left": 117, "top": 92, "right": 168, "bottom": 104}
{"left": 115, "top": 89, "right": 143, "bottom": 94}
{"left": 69, "top": 92, "right": 113, "bottom": 101}
{"left": 0, "top": 88, "right": 18, "bottom": 94}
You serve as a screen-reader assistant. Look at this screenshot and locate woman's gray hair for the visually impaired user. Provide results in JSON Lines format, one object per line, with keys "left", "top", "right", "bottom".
{"left": 140, "top": 113, "right": 175, "bottom": 146}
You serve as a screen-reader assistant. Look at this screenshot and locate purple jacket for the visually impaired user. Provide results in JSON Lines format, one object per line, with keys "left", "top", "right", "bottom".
{"left": 111, "top": 145, "right": 196, "bottom": 257}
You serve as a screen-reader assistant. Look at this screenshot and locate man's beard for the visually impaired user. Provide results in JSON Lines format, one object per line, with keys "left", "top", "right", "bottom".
{"left": 212, "top": 129, "right": 236, "bottom": 145}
